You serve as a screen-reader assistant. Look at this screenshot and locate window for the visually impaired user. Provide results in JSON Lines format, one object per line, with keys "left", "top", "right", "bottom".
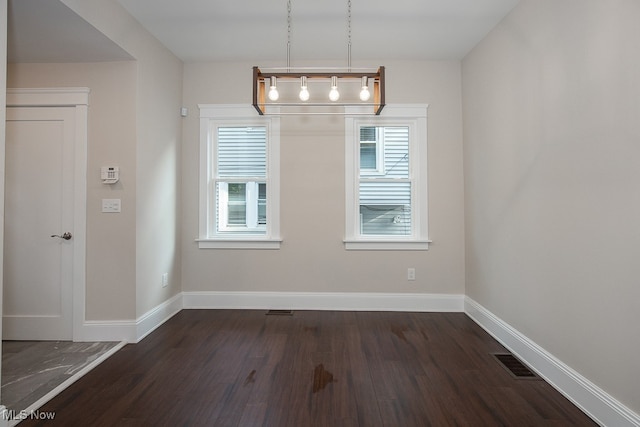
{"left": 215, "top": 127, "right": 266, "bottom": 232}
{"left": 345, "top": 105, "right": 430, "bottom": 250}
{"left": 198, "top": 105, "right": 280, "bottom": 249}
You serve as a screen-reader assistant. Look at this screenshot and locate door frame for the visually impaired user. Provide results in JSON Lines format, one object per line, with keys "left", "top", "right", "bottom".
{"left": 6, "top": 88, "right": 88, "bottom": 341}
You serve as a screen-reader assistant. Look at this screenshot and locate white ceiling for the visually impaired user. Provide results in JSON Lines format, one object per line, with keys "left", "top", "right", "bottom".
{"left": 7, "top": 0, "right": 521, "bottom": 64}
{"left": 7, "top": 0, "right": 133, "bottom": 63}
{"left": 119, "top": 0, "right": 521, "bottom": 62}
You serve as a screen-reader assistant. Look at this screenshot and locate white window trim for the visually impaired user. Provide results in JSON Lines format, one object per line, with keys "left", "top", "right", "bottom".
{"left": 344, "top": 104, "right": 431, "bottom": 250}
{"left": 197, "top": 105, "right": 281, "bottom": 249}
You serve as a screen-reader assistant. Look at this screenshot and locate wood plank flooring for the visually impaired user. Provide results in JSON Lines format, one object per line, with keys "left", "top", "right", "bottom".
{"left": 20, "top": 310, "right": 597, "bottom": 426}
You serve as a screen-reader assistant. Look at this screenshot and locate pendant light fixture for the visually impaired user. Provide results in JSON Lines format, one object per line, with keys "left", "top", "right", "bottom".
{"left": 252, "top": 0, "right": 385, "bottom": 115}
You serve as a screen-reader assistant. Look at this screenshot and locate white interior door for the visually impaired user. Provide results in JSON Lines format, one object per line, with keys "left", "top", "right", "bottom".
{"left": 3, "top": 106, "right": 76, "bottom": 340}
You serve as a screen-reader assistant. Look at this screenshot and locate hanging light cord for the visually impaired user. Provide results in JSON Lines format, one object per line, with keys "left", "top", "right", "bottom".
{"left": 287, "top": 0, "right": 292, "bottom": 70}
{"left": 287, "top": 0, "right": 352, "bottom": 70}
{"left": 347, "top": 0, "right": 352, "bottom": 71}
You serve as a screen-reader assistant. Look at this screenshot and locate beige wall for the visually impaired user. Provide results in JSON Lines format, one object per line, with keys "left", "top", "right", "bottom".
{"left": 61, "top": 0, "right": 184, "bottom": 319}
{"left": 7, "top": 0, "right": 184, "bottom": 321}
{"left": 181, "top": 60, "right": 465, "bottom": 295}
{"left": 131, "top": 35, "right": 183, "bottom": 318}
{"left": 7, "top": 61, "right": 138, "bottom": 320}
{"left": 462, "top": 0, "right": 640, "bottom": 413}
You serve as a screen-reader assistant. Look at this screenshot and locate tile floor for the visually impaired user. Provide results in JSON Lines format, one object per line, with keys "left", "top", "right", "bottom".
{"left": 1, "top": 341, "right": 121, "bottom": 412}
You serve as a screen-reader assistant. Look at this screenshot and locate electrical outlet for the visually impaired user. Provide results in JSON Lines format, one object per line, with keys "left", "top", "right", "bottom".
{"left": 407, "top": 268, "right": 416, "bottom": 281}
{"left": 161, "top": 273, "right": 169, "bottom": 288}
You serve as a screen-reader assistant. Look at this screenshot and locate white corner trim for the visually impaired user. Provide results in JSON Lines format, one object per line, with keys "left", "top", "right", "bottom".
{"left": 77, "top": 293, "right": 183, "bottom": 343}
{"left": 464, "top": 297, "right": 640, "bottom": 427}
{"left": 183, "top": 291, "right": 464, "bottom": 312}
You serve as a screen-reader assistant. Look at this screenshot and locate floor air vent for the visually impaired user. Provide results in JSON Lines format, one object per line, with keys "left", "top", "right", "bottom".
{"left": 265, "top": 309, "right": 293, "bottom": 316}
{"left": 492, "top": 353, "right": 539, "bottom": 379}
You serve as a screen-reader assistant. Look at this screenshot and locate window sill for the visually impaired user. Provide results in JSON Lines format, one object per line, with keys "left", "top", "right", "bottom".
{"left": 343, "top": 239, "right": 431, "bottom": 251}
{"left": 196, "top": 238, "right": 282, "bottom": 249}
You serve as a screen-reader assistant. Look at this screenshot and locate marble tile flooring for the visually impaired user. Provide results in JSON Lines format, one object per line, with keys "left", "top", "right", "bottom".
{"left": 1, "top": 341, "right": 123, "bottom": 412}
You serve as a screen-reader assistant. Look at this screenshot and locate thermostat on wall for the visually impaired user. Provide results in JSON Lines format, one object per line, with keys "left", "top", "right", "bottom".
{"left": 101, "top": 166, "right": 119, "bottom": 184}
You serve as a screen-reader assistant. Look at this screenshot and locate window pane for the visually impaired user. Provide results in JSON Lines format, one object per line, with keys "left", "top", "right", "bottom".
{"left": 360, "top": 126, "right": 376, "bottom": 142}
{"left": 360, "top": 143, "right": 377, "bottom": 169}
{"left": 215, "top": 182, "right": 243, "bottom": 228}
{"left": 217, "top": 127, "right": 266, "bottom": 177}
{"left": 358, "top": 126, "right": 411, "bottom": 235}
{"left": 359, "top": 181, "right": 411, "bottom": 236}
{"left": 228, "top": 204, "right": 246, "bottom": 225}
{"left": 258, "top": 183, "right": 267, "bottom": 225}
{"left": 228, "top": 183, "right": 246, "bottom": 201}
{"left": 214, "top": 125, "right": 269, "bottom": 235}
{"left": 228, "top": 184, "right": 246, "bottom": 224}
{"left": 381, "top": 127, "right": 409, "bottom": 178}
{"left": 216, "top": 181, "right": 266, "bottom": 233}
{"left": 358, "top": 126, "right": 409, "bottom": 178}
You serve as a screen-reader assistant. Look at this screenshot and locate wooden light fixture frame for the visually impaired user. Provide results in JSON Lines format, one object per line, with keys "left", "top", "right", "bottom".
{"left": 252, "top": 66, "right": 385, "bottom": 115}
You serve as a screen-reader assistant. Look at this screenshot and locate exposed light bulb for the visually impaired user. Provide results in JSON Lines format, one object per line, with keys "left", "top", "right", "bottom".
{"left": 359, "top": 76, "right": 371, "bottom": 101}
{"left": 329, "top": 88, "right": 340, "bottom": 102}
{"left": 359, "top": 87, "right": 371, "bottom": 101}
{"left": 329, "top": 76, "right": 340, "bottom": 102}
{"left": 299, "top": 76, "right": 310, "bottom": 101}
{"left": 268, "top": 76, "right": 279, "bottom": 101}
{"left": 299, "top": 88, "right": 310, "bottom": 101}
{"left": 268, "top": 87, "right": 279, "bottom": 101}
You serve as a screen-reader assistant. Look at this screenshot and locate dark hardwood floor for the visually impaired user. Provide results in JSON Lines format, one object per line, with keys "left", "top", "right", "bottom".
{"left": 21, "top": 310, "right": 597, "bottom": 426}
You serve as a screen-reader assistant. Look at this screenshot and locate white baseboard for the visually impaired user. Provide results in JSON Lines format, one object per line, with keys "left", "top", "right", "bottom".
{"left": 76, "top": 293, "right": 182, "bottom": 343}
{"left": 464, "top": 297, "right": 640, "bottom": 427}
{"left": 135, "top": 293, "right": 183, "bottom": 342}
{"left": 75, "top": 319, "right": 137, "bottom": 343}
{"left": 75, "top": 291, "right": 459, "bottom": 342}
{"left": 182, "top": 291, "right": 464, "bottom": 312}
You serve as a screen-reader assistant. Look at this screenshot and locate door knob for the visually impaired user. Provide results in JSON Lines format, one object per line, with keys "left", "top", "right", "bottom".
{"left": 51, "top": 232, "right": 72, "bottom": 240}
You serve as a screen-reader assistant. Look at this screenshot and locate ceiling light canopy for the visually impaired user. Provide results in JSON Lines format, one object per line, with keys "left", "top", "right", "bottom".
{"left": 252, "top": 0, "right": 385, "bottom": 116}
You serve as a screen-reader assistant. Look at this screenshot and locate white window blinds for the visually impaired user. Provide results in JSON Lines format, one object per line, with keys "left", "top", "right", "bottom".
{"left": 217, "top": 127, "right": 266, "bottom": 178}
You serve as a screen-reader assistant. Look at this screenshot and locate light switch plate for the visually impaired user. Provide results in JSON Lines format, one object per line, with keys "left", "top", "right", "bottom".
{"left": 102, "top": 198, "right": 121, "bottom": 213}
